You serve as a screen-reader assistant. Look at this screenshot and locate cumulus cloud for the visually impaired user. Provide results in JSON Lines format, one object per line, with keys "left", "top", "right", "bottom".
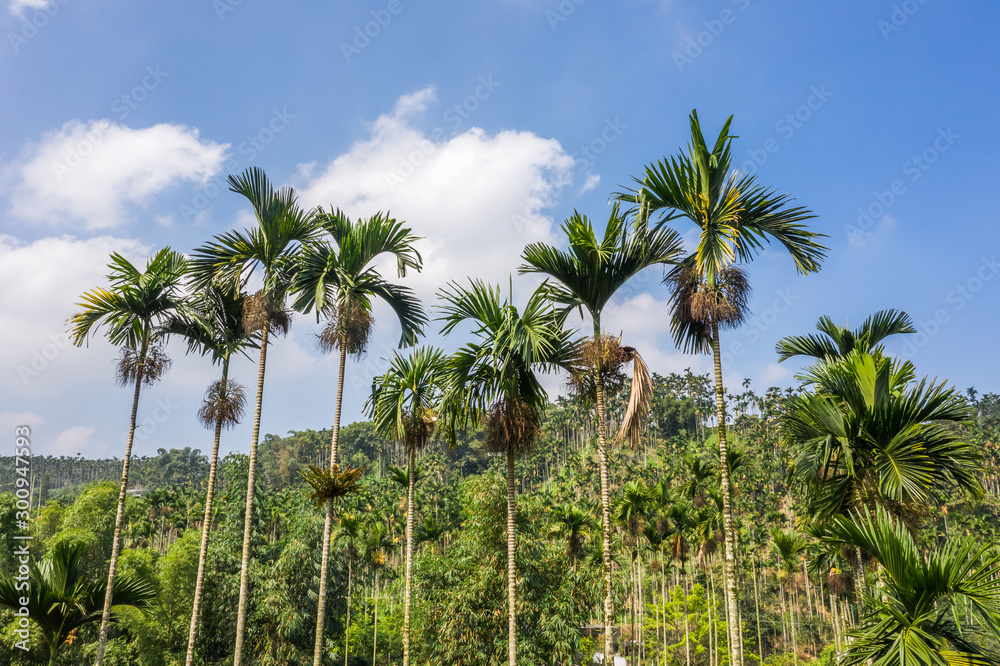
{"left": 296, "top": 86, "right": 575, "bottom": 302}
{"left": 7, "top": 120, "right": 228, "bottom": 229}
{"left": 0, "top": 234, "right": 150, "bottom": 393}
{"left": 9, "top": 0, "right": 48, "bottom": 14}
{"left": 52, "top": 426, "right": 97, "bottom": 457}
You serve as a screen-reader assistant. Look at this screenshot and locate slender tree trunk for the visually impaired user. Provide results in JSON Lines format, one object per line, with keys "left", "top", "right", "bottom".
{"left": 373, "top": 569, "right": 380, "bottom": 666}
{"left": 314, "top": 343, "right": 349, "bottom": 666}
{"left": 752, "top": 558, "right": 763, "bottom": 662}
{"left": 790, "top": 588, "right": 799, "bottom": 665}
{"left": 507, "top": 450, "right": 518, "bottom": 666}
{"left": 186, "top": 363, "right": 230, "bottom": 666}
{"left": 344, "top": 556, "right": 353, "bottom": 666}
{"left": 95, "top": 334, "right": 148, "bottom": 666}
{"left": 710, "top": 322, "right": 743, "bottom": 666}
{"left": 852, "top": 549, "right": 865, "bottom": 619}
{"left": 403, "top": 443, "right": 415, "bottom": 666}
{"left": 683, "top": 569, "right": 691, "bottom": 666}
{"left": 234, "top": 324, "right": 270, "bottom": 666}
{"left": 594, "top": 323, "right": 615, "bottom": 661}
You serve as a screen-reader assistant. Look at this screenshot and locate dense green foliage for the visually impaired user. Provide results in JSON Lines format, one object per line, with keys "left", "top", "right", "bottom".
{"left": 2, "top": 373, "right": 998, "bottom": 664}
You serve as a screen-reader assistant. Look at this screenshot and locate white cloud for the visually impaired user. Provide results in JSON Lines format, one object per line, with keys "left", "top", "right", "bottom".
{"left": 0, "top": 411, "right": 44, "bottom": 433}
{"left": 52, "top": 426, "right": 96, "bottom": 457}
{"left": 847, "top": 213, "right": 896, "bottom": 249}
{"left": 296, "top": 86, "right": 575, "bottom": 302}
{"left": 7, "top": 120, "right": 228, "bottom": 229}
{"left": 758, "top": 362, "right": 791, "bottom": 386}
{"left": 0, "top": 234, "right": 150, "bottom": 394}
{"left": 9, "top": 0, "right": 48, "bottom": 14}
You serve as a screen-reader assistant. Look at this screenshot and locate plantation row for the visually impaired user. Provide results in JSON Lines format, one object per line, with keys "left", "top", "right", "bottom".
{"left": 2, "top": 110, "right": 999, "bottom": 666}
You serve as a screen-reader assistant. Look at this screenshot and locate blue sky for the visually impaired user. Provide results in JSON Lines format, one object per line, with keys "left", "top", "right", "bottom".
{"left": 2, "top": 0, "right": 998, "bottom": 460}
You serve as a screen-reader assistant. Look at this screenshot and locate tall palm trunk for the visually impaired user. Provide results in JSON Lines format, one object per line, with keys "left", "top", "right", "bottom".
{"left": 403, "top": 443, "right": 415, "bottom": 666}
{"left": 234, "top": 324, "right": 270, "bottom": 666}
{"left": 372, "top": 569, "right": 381, "bottom": 666}
{"left": 752, "top": 557, "right": 763, "bottom": 662}
{"left": 506, "top": 450, "right": 518, "bottom": 666}
{"left": 314, "top": 343, "right": 349, "bottom": 666}
{"left": 710, "top": 321, "right": 743, "bottom": 666}
{"left": 593, "top": 324, "right": 615, "bottom": 661}
{"left": 95, "top": 332, "right": 148, "bottom": 666}
{"left": 344, "top": 555, "right": 353, "bottom": 666}
{"left": 186, "top": 362, "right": 231, "bottom": 666}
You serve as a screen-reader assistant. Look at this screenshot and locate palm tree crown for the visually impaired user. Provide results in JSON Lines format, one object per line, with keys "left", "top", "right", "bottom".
{"left": 776, "top": 308, "right": 915, "bottom": 364}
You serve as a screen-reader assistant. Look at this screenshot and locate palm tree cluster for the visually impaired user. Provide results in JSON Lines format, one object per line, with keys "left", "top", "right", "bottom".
{"left": 3, "top": 109, "right": 996, "bottom": 666}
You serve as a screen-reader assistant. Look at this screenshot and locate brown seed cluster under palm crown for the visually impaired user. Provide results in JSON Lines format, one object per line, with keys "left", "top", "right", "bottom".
{"left": 665, "top": 262, "right": 751, "bottom": 333}
{"left": 316, "top": 299, "right": 374, "bottom": 356}
{"left": 115, "top": 344, "right": 171, "bottom": 387}
{"left": 482, "top": 397, "right": 541, "bottom": 457}
{"left": 241, "top": 291, "right": 292, "bottom": 336}
{"left": 197, "top": 378, "right": 247, "bottom": 429}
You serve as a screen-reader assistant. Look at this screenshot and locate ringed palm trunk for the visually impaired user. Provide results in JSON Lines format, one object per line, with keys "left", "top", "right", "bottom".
{"left": 344, "top": 555, "right": 353, "bottom": 666}
{"left": 314, "top": 343, "right": 349, "bottom": 666}
{"left": 403, "top": 442, "right": 415, "bottom": 666}
{"left": 372, "top": 568, "right": 380, "bottom": 666}
{"left": 95, "top": 332, "right": 148, "bottom": 666}
{"left": 186, "top": 361, "right": 231, "bottom": 666}
{"left": 234, "top": 324, "right": 270, "bottom": 666}
{"left": 710, "top": 321, "right": 743, "bottom": 666}
{"left": 593, "top": 324, "right": 614, "bottom": 660}
{"left": 506, "top": 449, "right": 517, "bottom": 666}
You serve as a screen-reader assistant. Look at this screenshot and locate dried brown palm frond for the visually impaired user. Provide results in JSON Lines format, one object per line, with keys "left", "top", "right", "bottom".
{"left": 613, "top": 346, "right": 652, "bottom": 449}
{"left": 300, "top": 464, "right": 364, "bottom": 509}
{"left": 482, "top": 397, "right": 541, "bottom": 456}
{"left": 197, "top": 377, "right": 247, "bottom": 429}
{"left": 115, "top": 344, "right": 170, "bottom": 387}
{"left": 316, "top": 299, "right": 373, "bottom": 356}
{"left": 242, "top": 291, "right": 292, "bottom": 335}
{"left": 666, "top": 263, "right": 751, "bottom": 330}
{"left": 565, "top": 334, "right": 631, "bottom": 403}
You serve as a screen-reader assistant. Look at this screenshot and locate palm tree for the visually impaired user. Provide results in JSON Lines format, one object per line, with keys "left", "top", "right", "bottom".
{"left": 67, "top": 247, "right": 192, "bottom": 666}
{"left": 817, "top": 507, "right": 1000, "bottom": 666}
{"left": 189, "top": 166, "right": 319, "bottom": 665}
{"left": 438, "top": 279, "right": 579, "bottom": 666}
{"left": 162, "top": 286, "right": 257, "bottom": 666}
{"left": 782, "top": 350, "right": 981, "bottom": 608}
{"left": 290, "top": 208, "right": 425, "bottom": 666}
{"left": 550, "top": 502, "right": 595, "bottom": 561}
{"left": 0, "top": 541, "right": 155, "bottom": 666}
{"left": 619, "top": 110, "right": 828, "bottom": 666}
{"left": 366, "top": 346, "right": 447, "bottom": 666}
{"left": 334, "top": 513, "right": 364, "bottom": 666}
{"left": 776, "top": 309, "right": 915, "bottom": 363}
{"left": 519, "top": 205, "right": 684, "bottom": 658}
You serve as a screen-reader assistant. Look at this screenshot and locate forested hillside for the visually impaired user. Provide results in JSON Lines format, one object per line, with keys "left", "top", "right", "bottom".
{"left": 2, "top": 373, "right": 998, "bottom": 665}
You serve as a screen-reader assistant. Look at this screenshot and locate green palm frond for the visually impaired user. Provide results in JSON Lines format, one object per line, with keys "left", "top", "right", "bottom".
{"left": 366, "top": 346, "right": 448, "bottom": 449}
{"left": 300, "top": 464, "right": 364, "bottom": 508}
{"left": 290, "top": 207, "right": 426, "bottom": 348}
{"left": 777, "top": 309, "right": 915, "bottom": 363}
{"left": 69, "top": 247, "right": 192, "bottom": 351}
